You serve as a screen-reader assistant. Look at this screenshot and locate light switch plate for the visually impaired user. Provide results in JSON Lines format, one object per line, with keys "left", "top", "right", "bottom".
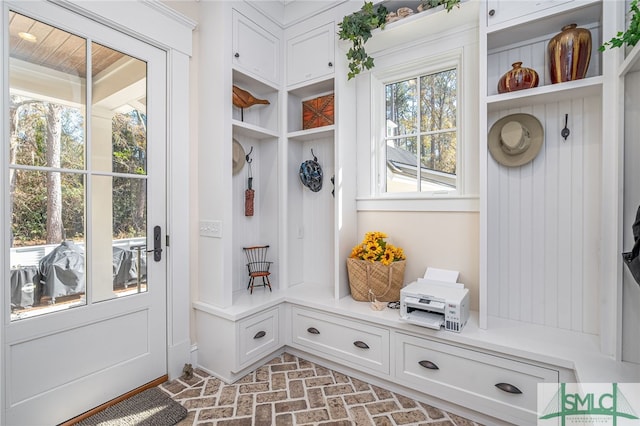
{"left": 200, "top": 220, "right": 222, "bottom": 238}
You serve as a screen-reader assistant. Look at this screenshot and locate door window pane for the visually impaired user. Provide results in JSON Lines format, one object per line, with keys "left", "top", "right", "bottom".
{"left": 8, "top": 12, "right": 149, "bottom": 318}
{"left": 10, "top": 171, "right": 86, "bottom": 320}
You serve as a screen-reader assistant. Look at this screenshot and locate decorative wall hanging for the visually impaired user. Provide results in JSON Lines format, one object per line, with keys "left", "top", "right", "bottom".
{"left": 245, "top": 146, "right": 254, "bottom": 217}
{"left": 299, "top": 149, "right": 323, "bottom": 192}
{"left": 548, "top": 24, "right": 592, "bottom": 84}
{"left": 232, "top": 139, "right": 245, "bottom": 175}
{"left": 232, "top": 85, "right": 269, "bottom": 121}
{"left": 302, "top": 93, "right": 334, "bottom": 130}
{"left": 497, "top": 62, "right": 539, "bottom": 93}
{"left": 488, "top": 113, "right": 544, "bottom": 167}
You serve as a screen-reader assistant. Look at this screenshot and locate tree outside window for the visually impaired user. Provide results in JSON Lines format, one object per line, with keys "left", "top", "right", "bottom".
{"left": 384, "top": 68, "right": 457, "bottom": 193}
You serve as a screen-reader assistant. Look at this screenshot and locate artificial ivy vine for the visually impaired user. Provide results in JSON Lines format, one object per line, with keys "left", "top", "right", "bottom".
{"left": 338, "top": 1, "right": 461, "bottom": 80}
{"left": 600, "top": 0, "right": 640, "bottom": 51}
{"left": 338, "top": 2, "right": 389, "bottom": 80}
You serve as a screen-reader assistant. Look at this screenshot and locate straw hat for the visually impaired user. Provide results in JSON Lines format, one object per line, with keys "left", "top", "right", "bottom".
{"left": 232, "top": 139, "right": 245, "bottom": 175}
{"left": 488, "top": 113, "right": 544, "bottom": 167}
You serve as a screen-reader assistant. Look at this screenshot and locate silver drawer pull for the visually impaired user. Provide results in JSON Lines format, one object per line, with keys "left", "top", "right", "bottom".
{"left": 495, "top": 382, "right": 522, "bottom": 394}
{"left": 307, "top": 327, "right": 320, "bottom": 335}
{"left": 253, "top": 330, "right": 266, "bottom": 339}
{"left": 353, "top": 340, "right": 369, "bottom": 349}
{"left": 418, "top": 360, "right": 439, "bottom": 370}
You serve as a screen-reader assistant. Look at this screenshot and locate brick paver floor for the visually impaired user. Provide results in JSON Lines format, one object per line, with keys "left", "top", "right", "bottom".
{"left": 159, "top": 353, "right": 482, "bottom": 425}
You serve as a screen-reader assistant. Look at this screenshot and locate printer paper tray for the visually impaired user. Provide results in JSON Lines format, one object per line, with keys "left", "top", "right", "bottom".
{"left": 404, "top": 310, "right": 444, "bottom": 329}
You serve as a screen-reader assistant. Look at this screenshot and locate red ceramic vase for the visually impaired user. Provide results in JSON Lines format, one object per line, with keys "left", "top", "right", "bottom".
{"left": 497, "top": 62, "right": 539, "bottom": 94}
{"left": 548, "top": 23, "right": 592, "bottom": 84}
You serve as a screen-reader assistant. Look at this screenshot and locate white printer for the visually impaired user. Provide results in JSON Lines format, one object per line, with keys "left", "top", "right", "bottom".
{"left": 400, "top": 279, "right": 469, "bottom": 332}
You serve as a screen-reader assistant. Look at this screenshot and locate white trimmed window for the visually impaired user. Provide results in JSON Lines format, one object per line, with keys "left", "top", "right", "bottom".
{"left": 384, "top": 67, "right": 458, "bottom": 194}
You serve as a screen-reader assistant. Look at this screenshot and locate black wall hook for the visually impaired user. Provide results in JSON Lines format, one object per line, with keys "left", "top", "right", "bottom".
{"left": 245, "top": 146, "right": 253, "bottom": 163}
{"left": 561, "top": 114, "right": 570, "bottom": 141}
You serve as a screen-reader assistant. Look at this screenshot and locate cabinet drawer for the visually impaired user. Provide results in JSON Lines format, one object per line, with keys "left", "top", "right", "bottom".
{"left": 291, "top": 307, "right": 389, "bottom": 374}
{"left": 238, "top": 307, "right": 280, "bottom": 367}
{"left": 396, "top": 333, "right": 557, "bottom": 424}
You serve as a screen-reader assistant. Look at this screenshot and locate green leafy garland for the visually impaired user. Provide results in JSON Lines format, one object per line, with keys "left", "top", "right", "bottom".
{"left": 600, "top": 0, "right": 640, "bottom": 51}
{"left": 338, "top": 1, "right": 461, "bottom": 80}
{"left": 338, "top": 2, "right": 388, "bottom": 80}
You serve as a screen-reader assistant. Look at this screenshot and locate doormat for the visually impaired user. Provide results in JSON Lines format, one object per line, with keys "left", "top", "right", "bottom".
{"left": 76, "top": 387, "right": 187, "bottom": 426}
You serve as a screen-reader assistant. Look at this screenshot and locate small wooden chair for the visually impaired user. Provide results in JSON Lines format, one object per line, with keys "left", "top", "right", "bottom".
{"left": 243, "top": 245, "right": 272, "bottom": 294}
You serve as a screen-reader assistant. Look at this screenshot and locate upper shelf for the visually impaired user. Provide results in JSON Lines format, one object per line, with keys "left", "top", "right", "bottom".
{"left": 233, "top": 69, "right": 279, "bottom": 94}
{"left": 232, "top": 120, "right": 279, "bottom": 140}
{"left": 288, "top": 125, "right": 335, "bottom": 142}
{"left": 362, "top": 0, "right": 479, "bottom": 55}
{"left": 486, "top": 75, "right": 603, "bottom": 112}
{"left": 486, "top": 1, "right": 601, "bottom": 51}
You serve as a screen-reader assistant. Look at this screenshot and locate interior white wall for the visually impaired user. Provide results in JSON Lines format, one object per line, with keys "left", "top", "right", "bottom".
{"left": 161, "top": 0, "right": 200, "bottom": 345}
{"left": 358, "top": 211, "right": 480, "bottom": 311}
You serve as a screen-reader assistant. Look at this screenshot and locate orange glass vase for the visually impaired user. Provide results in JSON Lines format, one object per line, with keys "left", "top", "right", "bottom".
{"left": 497, "top": 62, "right": 539, "bottom": 94}
{"left": 548, "top": 23, "right": 592, "bottom": 84}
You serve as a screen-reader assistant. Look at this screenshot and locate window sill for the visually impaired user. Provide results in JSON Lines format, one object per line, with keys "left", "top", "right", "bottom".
{"left": 356, "top": 195, "right": 479, "bottom": 212}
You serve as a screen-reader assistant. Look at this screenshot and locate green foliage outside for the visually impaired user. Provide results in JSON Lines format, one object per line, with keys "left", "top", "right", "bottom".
{"left": 386, "top": 69, "right": 457, "bottom": 179}
{"left": 10, "top": 96, "right": 147, "bottom": 246}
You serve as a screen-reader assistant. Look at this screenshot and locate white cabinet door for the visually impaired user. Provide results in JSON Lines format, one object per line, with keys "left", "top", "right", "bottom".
{"left": 486, "top": 0, "right": 573, "bottom": 27}
{"left": 232, "top": 9, "right": 280, "bottom": 85}
{"left": 287, "top": 22, "right": 335, "bottom": 87}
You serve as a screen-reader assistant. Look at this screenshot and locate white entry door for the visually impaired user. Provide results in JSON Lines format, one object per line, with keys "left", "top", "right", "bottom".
{"left": 2, "top": 2, "right": 167, "bottom": 424}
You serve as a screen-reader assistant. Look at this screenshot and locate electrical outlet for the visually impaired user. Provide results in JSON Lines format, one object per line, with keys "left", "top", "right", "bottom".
{"left": 200, "top": 220, "right": 222, "bottom": 238}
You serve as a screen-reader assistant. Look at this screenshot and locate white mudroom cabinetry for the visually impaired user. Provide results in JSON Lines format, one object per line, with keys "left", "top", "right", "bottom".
{"left": 286, "top": 22, "right": 335, "bottom": 87}
{"left": 480, "top": 0, "right": 638, "bottom": 385}
{"left": 193, "top": 1, "right": 639, "bottom": 423}
{"left": 194, "top": 1, "right": 358, "bottom": 381}
{"left": 232, "top": 9, "right": 280, "bottom": 86}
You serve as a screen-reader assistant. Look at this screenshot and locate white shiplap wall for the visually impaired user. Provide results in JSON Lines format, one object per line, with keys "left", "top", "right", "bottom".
{"left": 487, "top": 24, "right": 601, "bottom": 96}
{"left": 287, "top": 136, "right": 335, "bottom": 288}
{"left": 232, "top": 138, "right": 280, "bottom": 294}
{"left": 487, "top": 96, "right": 602, "bottom": 335}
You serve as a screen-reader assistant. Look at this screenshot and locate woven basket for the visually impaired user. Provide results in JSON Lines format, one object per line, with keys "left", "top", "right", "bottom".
{"left": 347, "top": 258, "right": 406, "bottom": 302}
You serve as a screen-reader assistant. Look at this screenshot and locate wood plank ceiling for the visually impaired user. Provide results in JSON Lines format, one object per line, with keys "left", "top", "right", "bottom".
{"left": 9, "top": 10, "right": 125, "bottom": 78}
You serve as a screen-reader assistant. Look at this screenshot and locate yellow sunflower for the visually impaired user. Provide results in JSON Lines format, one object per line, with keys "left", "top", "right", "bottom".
{"left": 349, "top": 231, "right": 405, "bottom": 264}
{"left": 350, "top": 245, "right": 364, "bottom": 259}
{"left": 380, "top": 248, "right": 395, "bottom": 266}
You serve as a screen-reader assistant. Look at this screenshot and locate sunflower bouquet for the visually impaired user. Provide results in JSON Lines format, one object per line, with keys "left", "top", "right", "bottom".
{"left": 347, "top": 231, "right": 406, "bottom": 303}
{"left": 350, "top": 231, "right": 406, "bottom": 266}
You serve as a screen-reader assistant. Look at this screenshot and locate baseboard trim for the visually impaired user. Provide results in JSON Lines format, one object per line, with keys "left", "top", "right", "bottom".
{"left": 59, "top": 375, "right": 169, "bottom": 426}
